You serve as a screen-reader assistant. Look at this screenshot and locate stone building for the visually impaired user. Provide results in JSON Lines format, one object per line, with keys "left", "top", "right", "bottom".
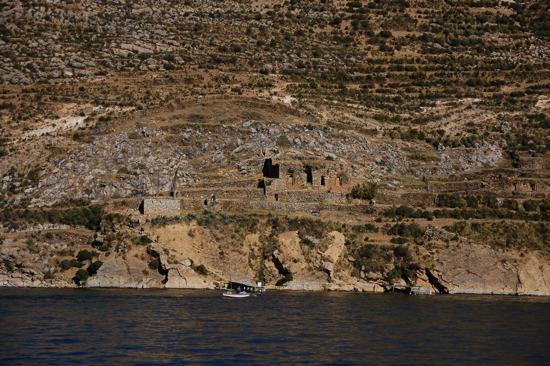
{"left": 140, "top": 199, "right": 180, "bottom": 215}
{"left": 261, "top": 158, "right": 352, "bottom": 201}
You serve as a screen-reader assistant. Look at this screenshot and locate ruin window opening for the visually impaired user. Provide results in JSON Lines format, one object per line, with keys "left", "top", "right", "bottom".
{"left": 262, "top": 158, "right": 280, "bottom": 178}
{"left": 274, "top": 193, "right": 279, "bottom": 201}
{"left": 304, "top": 166, "right": 313, "bottom": 184}
{"left": 321, "top": 176, "right": 326, "bottom": 186}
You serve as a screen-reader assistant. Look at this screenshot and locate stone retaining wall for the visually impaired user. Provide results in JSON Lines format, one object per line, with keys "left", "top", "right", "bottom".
{"left": 376, "top": 192, "right": 436, "bottom": 206}
{"left": 180, "top": 188, "right": 264, "bottom": 199}
{"left": 268, "top": 190, "right": 348, "bottom": 204}
{"left": 178, "top": 198, "right": 374, "bottom": 214}
{"left": 190, "top": 179, "right": 259, "bottom": 189}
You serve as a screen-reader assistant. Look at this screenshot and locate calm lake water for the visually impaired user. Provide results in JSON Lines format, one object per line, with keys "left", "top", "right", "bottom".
{"left": 0, "top": 289, "right": 549, "bottom": 365}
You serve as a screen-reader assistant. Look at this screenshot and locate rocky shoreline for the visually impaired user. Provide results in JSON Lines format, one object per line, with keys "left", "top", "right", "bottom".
{"left": 3, "top": 246, "right": 550, "bottom": 296}
{"left": 2, "top": 279, "right": 550, "bottom": 297}
{"left": 2, "top": 221, "right": 550, "bottom": 297}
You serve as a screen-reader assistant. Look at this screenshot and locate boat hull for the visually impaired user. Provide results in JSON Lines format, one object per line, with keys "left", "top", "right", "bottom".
{"left": 223, "top": 293, "right": 249, "bottom": 299}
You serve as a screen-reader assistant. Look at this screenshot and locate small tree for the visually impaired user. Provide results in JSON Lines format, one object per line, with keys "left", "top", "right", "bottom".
{"left": 77, "top": 250, "right": 93, "bottom": 262}
{"left": 193, "top": 264, "right": 208, "bottom": 276}
{"left": 276, "top": 273, "right": 294, "bottom": 286}
{"left": 350, "top": 182, "right": 378, "bottom": 200}
{"left": 74, "top": 269, "right": 89, "bottom": 285}
{"left": 87, "top": 261, "right": 103, "bottom": 276}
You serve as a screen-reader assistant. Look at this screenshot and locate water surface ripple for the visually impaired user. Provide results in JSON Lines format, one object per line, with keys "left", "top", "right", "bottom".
{"left": 0, "top": 289, "right": 549, "bottom": 365}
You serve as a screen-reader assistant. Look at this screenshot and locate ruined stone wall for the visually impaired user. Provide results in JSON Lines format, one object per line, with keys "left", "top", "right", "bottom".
{"left": 266, "top": 178, "right": 288, "bottom": 193}
{"left": 376, "top": 192, "right": 437, "bottom": 206}
{"left": 180, "top": 188, "right": 264, "bottom": 199}
{"left": 512, "top": 180, "right": 549, "bottom": 192}
{"left": 178, "top": 198, "right": 374, "bottom": 214}
{"left": 191, "top": 179, "right": 259, "bottom": 189}
{"left": 433, "top": 181, "right": 484, "bottom": 192}
{"left": 265, "top": 160, "right": 352, "bottom": 193}
{"left": 141, "top": 199, "right": 181, "bottom": 216}
{"left": 268, "top": 190, "right": 348, "bottom": 204}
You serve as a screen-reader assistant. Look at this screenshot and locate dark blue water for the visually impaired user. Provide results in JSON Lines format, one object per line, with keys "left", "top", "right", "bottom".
{"left": 0, "top": 289, "right": 549, "bottom": 365}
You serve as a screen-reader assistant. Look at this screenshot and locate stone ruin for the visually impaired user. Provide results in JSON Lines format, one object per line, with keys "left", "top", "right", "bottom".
{"left": 512, "top": 180, "right": 549, "bottom": 193}
{"left": 140, "top": 199, "right": 181, "bottom": 216}
{"left": 261, "top": 158, "right": 352, "bottom": 201}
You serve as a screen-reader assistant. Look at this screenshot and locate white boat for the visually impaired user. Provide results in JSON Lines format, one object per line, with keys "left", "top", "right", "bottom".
{"left": 223, "top": 290, "right": 249, "bottom": 299}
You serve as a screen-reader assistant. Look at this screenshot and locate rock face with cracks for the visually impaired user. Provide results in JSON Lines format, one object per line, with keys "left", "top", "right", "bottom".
{"left": 2, "top": 221, "right": 550, "bottom": 295}
{"left": 84, "top": 257, "right": 164, "bottom": 289}
{"left": 147, "top": 244, "right": 209, "bottom": 289}
{"left": 425, "top": 245, "right": 550, "bottom": 296}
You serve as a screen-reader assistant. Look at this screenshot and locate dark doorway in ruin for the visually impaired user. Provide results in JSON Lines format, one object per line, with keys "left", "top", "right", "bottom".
{"left": 304, "top": 166, "right": 313, "bottom": 184}
{"left": 321, "top": 176, "right": 326, "bottom": 186}
{"left": 288, "top": 174, "right": 297, "bottom": 186}
{"left": 262, "top": 158, "right": 280, "bottom": 178}
{"left": 274, "top": 193, "right": 279, "bottom": 201}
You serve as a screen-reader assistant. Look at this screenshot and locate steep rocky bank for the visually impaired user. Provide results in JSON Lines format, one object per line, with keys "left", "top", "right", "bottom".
{"left": 2, "top": 218, "right": 550, "bottom": 296}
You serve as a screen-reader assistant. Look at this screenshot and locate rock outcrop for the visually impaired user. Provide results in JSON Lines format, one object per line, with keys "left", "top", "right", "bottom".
{"left": 425, "top": 244, "right": 550, "bottom": 296}
{"left": 147, "top": 244, "right": 210, "bottom": 289}
{"left": 84, "top": 257, "right": 164, "bottom": 288}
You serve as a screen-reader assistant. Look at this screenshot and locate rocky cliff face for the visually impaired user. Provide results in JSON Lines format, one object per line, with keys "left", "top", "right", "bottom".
{"left": 422, "top": 245, "right": 550, "bottom": 296}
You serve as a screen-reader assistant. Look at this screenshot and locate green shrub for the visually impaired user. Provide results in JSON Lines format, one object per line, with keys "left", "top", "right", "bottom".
{"left": 300, "top": 237, "right": 315, "bottom": 248}
{"left": 70, "top": 259, "right": 84, "bottom": 268}
{"left": 149, "top": 258, "right": 160, "bottom": 271}
{"left": 350, "top": 182, "right": 378, "bottom": 200}
{"left": 523, "top": 200, "right": 539, "bottom": 212}
{"left": 275, "top": 273, "right": 293, "bottom": 286}
{"left": 77, "top": 250, "right": 93, "bottom": 262}
{"left": 45, "top": 232, "right": 54, "bottom": 239}
{"left": 387, "top": 223, "right": 424, "bottom": 238}
{"left": 352, "top": 224, "right": 378, "bottom": 233}
{"left": 386, "top": 266, "right": 403, "bottom": 283}
{"left": 59, "top": 259, "right": 83, "bottom": 270}
{"left": 139, "top": 235, "right": 153, "bottom": 245}
{"left": 390, "top": 237, "right": 408, "bottom": 244}
{"left": 393, "top": 245, "right": 411, "bottom": 259}
{"left": 502, "top": 199, "right": 519, "bottom": 211}
{"left": 59, "top": 259, "right": 72, "bottom": 270}
{"left": 6, "top": 261, "right": 15, "bottom": 271}
{"left": 437, "top": 193, "right": 464, "bottom": 208}
{"left": 25, "top": 239, "right": 39, "bottom": 254}
{"left": 74, "top": 269, "right": 89, "bottom": 284}
{"left": 87, "top": 261, "right": 103, "bottom": 276}
{"left": 193, "top": 264, "right": 208, "bottom": 276}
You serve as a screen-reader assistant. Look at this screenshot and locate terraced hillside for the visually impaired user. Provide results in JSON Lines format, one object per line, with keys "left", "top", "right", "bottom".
{"left": 0, "top": 0, "right": 549, "bottom": 294}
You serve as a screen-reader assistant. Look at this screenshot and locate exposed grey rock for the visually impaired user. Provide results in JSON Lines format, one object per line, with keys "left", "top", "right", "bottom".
{"left": 85, "top": 257, "right": 164, "bottom": 288}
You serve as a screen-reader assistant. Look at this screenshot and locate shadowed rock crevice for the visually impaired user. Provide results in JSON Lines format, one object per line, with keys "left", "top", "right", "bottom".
{"left": 147, "top": 245, "right": 169, "bottom": 281}
{"left": 272, "top": 252, "right": 291, "bottom": 277}
{"left": 425, "top": 269, "right": 449, "bottom": 294}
